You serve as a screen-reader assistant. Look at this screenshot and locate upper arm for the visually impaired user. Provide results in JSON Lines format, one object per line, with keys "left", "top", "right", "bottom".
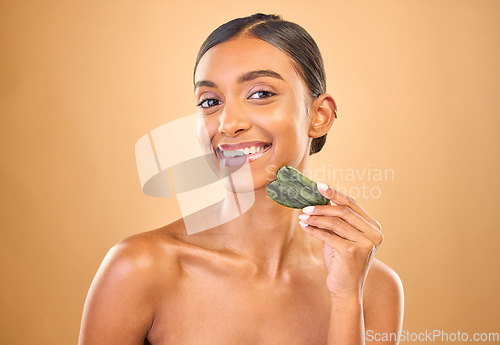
{"left": 78, "top": 237, "right": 160, "bottom": 345}
{"left": 363, "top": 259, "right": 404, "bottom": 345}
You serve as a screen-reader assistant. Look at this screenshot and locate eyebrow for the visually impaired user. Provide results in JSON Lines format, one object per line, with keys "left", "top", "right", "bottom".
{"left": 194, "top": 69, "right": 285, "bottom": 91}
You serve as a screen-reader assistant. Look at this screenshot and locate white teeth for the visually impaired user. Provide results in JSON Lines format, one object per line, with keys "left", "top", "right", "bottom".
{"left": 219, "top": 144, "right": 269, "bottom": 158}
{"left": 224, "top": 150, "right": 244, "bottom": 157}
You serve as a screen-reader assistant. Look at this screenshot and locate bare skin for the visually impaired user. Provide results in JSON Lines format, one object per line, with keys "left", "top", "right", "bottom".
{"left": 79, "top": 35, "right": 404, "bottom": 345}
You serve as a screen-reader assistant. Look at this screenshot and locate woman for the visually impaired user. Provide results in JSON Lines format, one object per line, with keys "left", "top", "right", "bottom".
{"left": 79, "top": 13, "right": 404, "bottom": 345}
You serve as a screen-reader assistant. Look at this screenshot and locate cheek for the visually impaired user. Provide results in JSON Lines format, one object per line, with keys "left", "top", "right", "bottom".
{"left": 196, "top": 116, "right": 220, "bottom": 163}
{"left": 197, "top": 116, "right": 218, "bottom": 143}
{"left": 268, "top": 102, "right": 309, "bottom": 140}
{"left": 253, "top": 103, "right": 310, "bottom": 154}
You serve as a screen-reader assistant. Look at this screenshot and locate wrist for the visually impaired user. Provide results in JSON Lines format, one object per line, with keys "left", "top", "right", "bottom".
{"left": 330, "top": 291, "right": 363, "bottom": 306}
{"left": 327, "top": 292, "right": 365, "bottom": 345}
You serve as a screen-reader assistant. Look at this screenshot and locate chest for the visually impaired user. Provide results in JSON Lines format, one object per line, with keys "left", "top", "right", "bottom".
{"left": 148, "top": 269, "right": 332, "bottom": 345}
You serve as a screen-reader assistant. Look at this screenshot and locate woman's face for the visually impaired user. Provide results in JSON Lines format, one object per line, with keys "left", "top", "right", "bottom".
{"left": 194, "top": 35, "right": 314, "bottom": 191}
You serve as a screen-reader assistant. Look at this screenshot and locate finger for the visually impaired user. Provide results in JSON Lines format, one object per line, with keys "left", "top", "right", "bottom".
{"left": 299, "top": 221, "right": 352, "bottom": 249}
{"left": 316, "top": 182, "right": 382, "bottom": 231}
{"left": 299, "top": 214, "right": 369, "bottom": 244}
{"left": 301, "top": 205, "right": 384, "bottom": 246}
{"left": 299, "top": 221, "right": 376, "bottom": 256}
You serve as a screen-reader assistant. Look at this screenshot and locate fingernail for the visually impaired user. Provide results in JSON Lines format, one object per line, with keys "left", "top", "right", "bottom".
{"left": 299, "top": 221, "right": 308, "bottom": 227}
{"left": 317, "top": 182, "right": 328, "bottom": 191}
{"left": 302, "top": 206, "right": 315, "bottom": 214}
{"left": 298, "top": 214, "right": 309, "bottom": 220}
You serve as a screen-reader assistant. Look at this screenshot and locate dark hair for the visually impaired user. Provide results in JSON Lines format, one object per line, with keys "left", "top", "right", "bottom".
{"left": 193, "top": 13, "right": 333, "bottom": 155}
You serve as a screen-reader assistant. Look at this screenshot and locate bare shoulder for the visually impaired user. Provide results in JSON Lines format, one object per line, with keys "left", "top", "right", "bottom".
{"left": 362, "top": 258, "right": 404, "bottom": 335}
{"left": 79, "top": 219, "right": 191, "bottom": 344}
{"left": 86, "top": 218, "right": 191, "bottom": 305}
{"left": 104, "top": 209, "right": 228, "bottom": 284}
{"left": 364, "top": 258, "right": 404, "bottom": 301}
{"left": 105, "top": 217, "right": 190, "bottom": 279}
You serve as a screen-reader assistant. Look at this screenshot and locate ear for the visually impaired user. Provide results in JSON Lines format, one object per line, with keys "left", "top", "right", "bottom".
{"left": 308, "top": 93, "right": 337, "bottom": 138}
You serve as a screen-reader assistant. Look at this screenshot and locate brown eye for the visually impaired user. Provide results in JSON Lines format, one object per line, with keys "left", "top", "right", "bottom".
{"left": 248, "top": 90, "right": 276, "bottom": 99}
{"left": 197, "top": 98, "right": 222, "bottom": 108}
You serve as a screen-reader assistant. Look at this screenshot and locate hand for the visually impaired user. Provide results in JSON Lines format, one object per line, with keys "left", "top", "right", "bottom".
{"left": 299, "top": 182, "right": 384, "bottom": 299}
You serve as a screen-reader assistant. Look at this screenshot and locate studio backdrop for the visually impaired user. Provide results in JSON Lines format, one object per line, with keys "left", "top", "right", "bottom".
{"left": 1, "top": 0, "right": 499, "bottom": 344}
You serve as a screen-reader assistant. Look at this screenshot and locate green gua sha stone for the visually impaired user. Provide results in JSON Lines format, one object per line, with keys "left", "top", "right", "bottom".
{"left": 266, "top": 166, "right": 330, "bottom": 209}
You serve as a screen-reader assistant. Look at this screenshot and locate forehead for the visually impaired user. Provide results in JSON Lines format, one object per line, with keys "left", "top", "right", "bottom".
{"left": 194, "top": 36, "right": 299, "bottom": 85}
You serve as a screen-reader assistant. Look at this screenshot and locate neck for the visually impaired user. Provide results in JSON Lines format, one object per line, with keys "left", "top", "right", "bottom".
{"left": 215, "top": 160, "right": 317, "bottom": 277}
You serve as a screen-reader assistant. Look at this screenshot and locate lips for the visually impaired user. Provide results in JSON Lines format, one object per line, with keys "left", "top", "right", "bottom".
{"left": 216, "top": 141, "right": 272, "bottom": 166}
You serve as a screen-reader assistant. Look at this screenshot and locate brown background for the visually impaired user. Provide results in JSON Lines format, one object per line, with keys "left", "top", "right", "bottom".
{"left": 1, "top": 0, "right": 499, "bottom": 344}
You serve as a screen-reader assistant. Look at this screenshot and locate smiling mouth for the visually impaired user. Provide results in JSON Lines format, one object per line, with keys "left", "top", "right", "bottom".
{"left": 216, "top": 142, "right": 272, "bottom": 166}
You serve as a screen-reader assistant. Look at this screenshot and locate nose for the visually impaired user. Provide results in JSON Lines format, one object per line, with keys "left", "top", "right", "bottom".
{"left": 218, "top": 100, "right": 251, "bottom": 137}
